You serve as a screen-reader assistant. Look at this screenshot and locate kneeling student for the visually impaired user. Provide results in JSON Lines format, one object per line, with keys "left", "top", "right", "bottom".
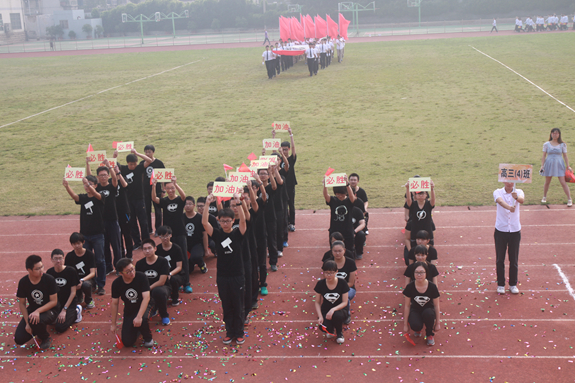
{"left": 156, "top": 226, "right": 185, "bottom": 306}
{"left": 314, "top": 260, "right": 349, "bottom": 344}
{"left": 136, "top": 239, "right": 171, "bottom": 325}
{"left": 47, "top": 249, "right": 82, "bottom": 333}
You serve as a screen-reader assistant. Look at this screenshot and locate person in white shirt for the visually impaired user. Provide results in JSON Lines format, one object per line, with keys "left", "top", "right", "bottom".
{"left": 525, "top": 17, "right": 534, "bottom": 32}
{"left": 514, "top": 17, "right": 523, "bottom": 32}
{"left": 262, "top": 45, "right": 276, "bottom": 80}
{"left": 536, "top": 16, "right": 543, "bottom": 32}
{"left": 490, "top": 18, "right": 498, "bottom": 33}
{"left": 305, "top": 43, "right": 317, "bottom": 77}
{"left": 493, "top": 182, "right": 525, "bottom": 294}
{"left": 560, "top": 15, "right": 568, "bottom": 30}
{"left": 336, "top": 35, "right": 345, "bottom": 63}
{"left": 327, "top": 37, "right": 334, "bottom": 66}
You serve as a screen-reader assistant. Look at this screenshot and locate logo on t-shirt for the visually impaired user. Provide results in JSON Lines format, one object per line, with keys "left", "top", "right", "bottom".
{"left": 125, "top": 173, "right": 134, "bottom": 184}
{"left": 100, "top": 190, "right": 110, "bottom": 198}
{"left": 126, "top": 288, "right": 138, "bottom": 303}
{"left": 221, "top": 237, "right": 233, "bottom": 253}
{"left": 55, "top": 277, "right": 67, "bottom": 287}
{"left": 167, "top": 203, "right": 178, "bottom": 213}
{"left": 186, "top": 223, "right": 195, "bottom": 237}
{"left": 164, "top": 255, "right": 172, "bottom": 268}
{"left": 352, "top": 217, "right": 356, "bottom": 224}
{"left": 334, "top": 205, "right": 348, "bottom": 221}
{"left": 414, "top": 295, "right": 430, "bottom": 307}
{"left": 324, "top": 292, "right": 340, "bottom": 304}
{"left": 336, "top": 271, "right": 347, "bottom": 280}
{"left": 75, "top": 261, "right": 86, "bottom": 275}
{"left": 144, "top": 270, "right": 158, "bottom": 279}
{"left": 84, "top": 200, "right": 94, "bottom": 215}
{"left": 146, "top": 167, "right": 154, "bottom": 178}
{"left": 31, "top": 290, "right": 43, "bottom": 305}
{"left": 416, "top": 210, "right": 426, "bottom": 221}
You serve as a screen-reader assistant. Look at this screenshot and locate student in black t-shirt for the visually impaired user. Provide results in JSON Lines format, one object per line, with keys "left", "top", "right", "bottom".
{"left": 202, "top": 193, "right": 247, "bottom": 345}
{"left": 142, "top": 144, "right": 165, "bottom": 236}
{"left": 351, "top": 206, "right": 366, "bottom": 260}
{"left": 277, "top": 126, "right": 297, "bottom": 232}
{"left": 407, "top": 230, "right": 438, "bottom": 265}
{"left": 156, "top": 226, "right": 185, "bottom": 305}
{"left": 136, "top": 239, "right": 171, "bottom": 325}
{"left": 268, "top": 153, "right": 289, "bottom": 253}
{"left": 65, "top": 232, "right": 97, "bottom": 309}
{"left": 152, "top": 176, "right": 191, "bottom": 293}
{"left": 243, "top": 182, "right": 262, "bottom": 315}
{"left": 62, "top": 176, "right": 107, "bottom": 295}
{"left": 257, "top": 166, "right": 279, "bottom": 271}
{"left": 15, "top": 255, "right": 59, "bottom": 349}
{"left": 196, "top": 196, "right": 218, "bottom": 255}
{"left": 323, "top": 175, "right": 356, "bottom": 253}
{"left": 250, "top": 173, "right": 270, "bottom": 297}
{"left": 404, "top": 179, "right": 436, "bottom": 255}
{"left": 110, "top": 258, "right": 153, "bottom": 348}
{"left": 112, "top": 164, "right": 133, "bottom": 258}
{"left": 206, "top": 181, "right": 218, "bottom": 217}
{"left": 183, "top": 196, "right": 209, "bottom": 275}
{"left": 322, "top": 232, "right": 355, "bottom": 262}
{"left": 47, "top": 249, "right": 82, "bottom": 332}
{"left": 314, "top": 260, "right": 349, "bottom": 344}
{"left": 330, "top": 241, "right": 357, "bottom": 323}
{"left": 404, "top": 245, "right": 439, "bottom": 287}
{"left": 402, "top": 262, "right": 441, "bottom": 346}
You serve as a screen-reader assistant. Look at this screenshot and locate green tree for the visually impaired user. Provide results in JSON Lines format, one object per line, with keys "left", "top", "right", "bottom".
{"left": 95, "top": 24, "right": 104, "bottom": 38}
{"left": 68, "top": 30, "right": 76, "bottom": 39}
{"left": 46, "top": 25, "right": 64, "bottom": 39}
{"left": 235, "top": 16, "right": 248, "bottom": 29}
{"left": 91, "top": 8, "right": 100, "bottom": 18}
{"left": 82, "top": 23, "right": 93, "bottom": 38}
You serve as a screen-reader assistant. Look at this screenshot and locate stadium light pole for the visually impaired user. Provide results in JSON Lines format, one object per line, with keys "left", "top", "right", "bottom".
{"left": 338, "top": 2, "right": 376, "bottom": 37}
{"left": 122, "top": 11, "right": 190, "bottom": 44}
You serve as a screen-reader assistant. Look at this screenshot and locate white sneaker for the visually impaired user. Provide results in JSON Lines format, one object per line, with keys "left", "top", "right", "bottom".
{"left": 336, "top": 336, "right": 345, "bottom": 344}
{"left": 541, "top": 197, "right": 547, "bottom": 203}
{"left": 326, "top": 333, "right": 334, "bottom": 339}
{"left": 497, "top": 286, "right": 505, "bottom": 294}
{"left": 277, "top": 251, "right": 283, "bottom": 258}
{"left": 509, "top": 286, "right": 519, "bottom": 294}
{"left": 75, "top": 305, "right": 83, "bottom": 323}
{"left": 568, "top": 200, "right": 573, "bottom": 207}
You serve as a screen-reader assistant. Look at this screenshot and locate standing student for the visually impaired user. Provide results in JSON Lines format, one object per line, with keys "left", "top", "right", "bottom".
{"left": 46, "top": 249, "right": 82, "bottom": 333}
{"left": 494, "top": 182, "right": 524, "bottom": 294}
{"left": 262, "top": 46, "right": 276, "bottom": 80}
{"left": 314, "top": 260, "right": 349, "bottom": 344}
{"left": 319, "top": 39, "right": 327, "bottom": 69}
{"left": 305, "top": 43, "right": 317, "bottom": 76}
{"left": 202, "top": 193, "right": 247, "bottom": 345}
{"left": 196, "top": 196, "right": 218, "bottom": 255}
{"left": 540, "top": 128, "right": 572, "bottom": 206}
{"left": 262, "top": 29, "right": 270, "bottom": 45}
{"left": 252, "top": 173, "right": 270, "bottom": 296}
{"left": 351, "top": 206, "right": 366, "bottom": 260}
{"left": 110, "top": 258, "right": 153, "bottom": 348}
{"left": 336, "top": 35, "right": 345, "bottom": 63}
{"left": 62, "top": 176, "right": 106, "bottom": 295}
{"left": 491, "top": 18, "right": 498, "bottom": 32}
{"left": 323, "top": 175, "right": 356, "bottom": 253}
{"left": 349, "top": 173, "right": 369, "bottom": 234}
{"left": 183, "top": 196, "right": 209, "bottom": 274}
{"left": 155, "top": 226, "right": 185, "bottom": 306}
{"left": 136, "top": 239, "right": 171, "bottom": 325}
{"left": 142, "top": 145, "right": 165, "bottom": 236}
{"left": 65, "top": 232, "right": 97, "bottom": 309}
{"left": 257, "top": 166, "right": 280, "bottom": 271}
{"left": 113, "top": 164, "right": 133, "bottom": 258}
{"left": 404, "top": 179, "right": 436, "bottom": 254}
{"left": 15, "top": 255, "right": 58, "bottom": 350}
{"left": 277, "top": 127, "right": 298, "bottom": 233}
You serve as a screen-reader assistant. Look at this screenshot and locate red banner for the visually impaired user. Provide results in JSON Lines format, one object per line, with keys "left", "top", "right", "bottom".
{"left": 305, "top": 14, "right": 314, "bottom": 39}
{"left": 326, "top": 14, "right": 338, "bottom": 38}
{"left": 314, "top": 15, "right": 327, "bottom": 39}
{"left": 279, "top": 16, "right": 291, "bottom": 42}
{"left": 290, "top": 17, "right": 305, "bottom": 42}
{"left": 339, "top": 13, "right": 351, "bottom": 40}
{"left": 273, "top": 49, "right": 305, "bottom": 56}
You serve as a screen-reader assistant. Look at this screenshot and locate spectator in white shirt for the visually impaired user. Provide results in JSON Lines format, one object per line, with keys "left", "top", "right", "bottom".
{"left": 490, "top": 18, "right": 498, "bottom": 33}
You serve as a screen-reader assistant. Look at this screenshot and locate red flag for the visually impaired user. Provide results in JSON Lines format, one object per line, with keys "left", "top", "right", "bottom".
{"left": 238, "top": 163, "right": 251, "bottom": 173}
{"left": 566, "top": 169, "right": 575, "bottom": 183}
{"left": 305, "top": 15, "right": 315, "bottom": 39}
{"left": 112, "top": 141, "right": 118, "bottom": 149}
{"left": 33, "top": 336, "right": 41, "bottom": 350}
{"left": 273, "top": 49, "right": 306, "bottom": 56}
{"left": 325, "top": 167, "right": 335, "bottom": 176}
{"left": 279, "top": 16, "right": 291, "bottom": 42}
{"left": 247, "top": 152, "right": 257, "bottom": 161}
{"left": 67, "top": 164, "right": 71, "bottom": 168}
{"left": 223, "top": 164, "right": 234, "bottom": 171}
{"left": 339, "top": 13, "right": 351, "bottom": 40}
{"left": 291, "top": 17, "right": 305, "bottom": 42}
{"left": 326, "top": 15, "right": 338, "bottom": 38}
{"left": 404, "top": 333, "right": 416, "bottom": 346}
{"left": 314, "top": 15, "right": 327, "bottom": 39}
{"left": 150, "top": 169, "right": 155, "bottom": 185}
{"left": 87, "top": 143, "right": 94, "bottom": 152}
{"left": 115, "top": 333, "right": 124, "bottom": 349}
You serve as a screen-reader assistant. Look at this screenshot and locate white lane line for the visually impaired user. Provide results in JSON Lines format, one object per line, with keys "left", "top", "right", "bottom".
{"left": 553, "top": 264, "right": 575, "bottom": 300}
{"left": 470, "top": 46, "right": 575, "bottom": 113}
{"left": 0, "top": 58, "right": 205, "bottom": 129}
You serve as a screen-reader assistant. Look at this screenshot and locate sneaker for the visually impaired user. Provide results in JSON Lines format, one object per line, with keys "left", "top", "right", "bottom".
{"left": 356, "top": 254, "right": 363, "bottom": 260}
{"left": 509, "top": 285, "right": 519, "bottom": 294}
{"left": 270, "top": 265, "right": 278, "bottom": 272}
{"left": 413, "top": 331, "right": 422, "bottom": 338}
{"left": 288, "top": 224, "right": 295, "bottom": 232}
{"left": 86, "top": 300, "right": 95, "bottom": 309}
{"left": 344, "top": 315, "right": 351, "bottom": 325}
{"left": 283, "top": 241, "right": 289, "bottom": 248}
{"left": 184, "top": 286, "right": 193, "bottom": 294}
{"left": 161, "top": 317, "right": 170, "bottom": 325}
{"left": 568, "top": 200, "right": 573, "bottom": 207}
{"left": 39, "top": 337, "right": 52, "bottom": 350}
{"left": 252, "top": 302, "right": 259, "bottom": 310}
{"left": 222, "top": 337, "right": 233, "bottom": 345}
{"left": 260, "top": 286, "right": 268, "bottom": 296}
{"left": 143, "top": 339, "right": 154, "bottom": 348}
{"left": 200, "top": 265, "right": 208, "bottom": 274}
{"left": 336, "top": 336, "right": 345, "bottom": 344}
{"left": 133, "top": 245, "right": 141, "bottom": 251}
{"left": 75, "top": 305, "right": 83, "bottom": 323}
{"left": 171, "top": 299, "right": 181, "bottom": 306}
{"left": 426, "top": 336, "right": 435, "bottom": 346}
{"left": 106, "top": 269, "right": 115, "bottom": 276}
{"left": 277, "top": 251, "right": 283, "bottom": 258}
{"left": 236, "top": 337, "right": 245, "bottom": 345}
{"left": 497, "top": 286, "right": 505, "bottom": 294}
{"left": 96, "top": 287, "right": 106, "bottom": 296}
{"left": 244, "top": 317, "right": 250, "bottom": 326}
{"left": 541, "top": 197, "right": 547, "bottom": 203}
{"left": 150, "top": 309, "right": 158, "bottom": 318}
{"left": 326, "top": 333, "right": 334, "bottom": 339}
{"left": 365, "top": 230, "right": 369, "bottom": 235}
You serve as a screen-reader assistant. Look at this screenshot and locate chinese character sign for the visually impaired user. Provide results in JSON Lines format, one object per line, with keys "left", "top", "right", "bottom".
{"left": 325, "top": 173, "right": 347, "bottom": 187}
{"left": 99, "top": 158, "right": 117, "bottom": 168}
{"left": 250, "top": 160, "right": 270, "bottom": 169}
{"left": 64, "top": 167, "right": 85, "bottom": 181}
{"left": 263, "top": 139, "right": 282, "bottom": 150}
{"left": 212, "top": 182, "right": 244, "bottom": 197}
{"left": 273, "top": 121, "right": 290, "bottom": 131}
{"left": 154, "top": 168, "right": 175, "bottom": 183}
{"left": 259, "top": 156, "right": 278, "bottom": 165}
{"left": 408, "top": 177, "right": 431, "bottom": 192}
{"left": 228, "top": 172, "right": 254, "bottom": 185}
{"left": 116, "top": 141, "right": 135, "bottom": 152}
{"left": 498, "top": 164, "right": 533, "bottom": 183}
{"left": 88, "top": 150, "right": 107, "bottom": 164}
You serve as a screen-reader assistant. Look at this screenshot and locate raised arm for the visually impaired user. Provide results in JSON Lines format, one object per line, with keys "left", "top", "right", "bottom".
{"left": 172, "top": 176, "right": 186, "bottom": 200}
{"left": 323, "top": 176, "right": 330, "bottom": 204}
{"left": 104, "top": 159, "right": 118, "bottom": 188}
{"left": 405, "top": 183, "right": 413, "bottom": 207}
{"left": 63, "top": 178, "right": 80, "bottom": 202}
{"left": 272, "top": 164, "right": 283, "bottom": 185}
{"left": 83, "top": 178, "right": 102, "bottom": 200}
{"left": 131, "top": 148, "right": 152, "bottom": 167}
{"left": 85, "top": 156, "right": 92, "bottom": 176}
{"left": 269, "top": 166, "right": 278, "bottom": 190}
{"left": 202, "top": 194, "right": 215, "bottom": 236}
{"left": 288, "top": 127, "right": 296, "bottom": 156}
{"left": 429, "top": 179, "right": 435, "bottom": 207}
{"left": 235, "top": 194, "right": 247, "bottom": 235}
{"left": 346, "top": 176, "right": 356, "bottom": 204}
{"left": 151, "top": 178, "right": 161, "bottom": 204}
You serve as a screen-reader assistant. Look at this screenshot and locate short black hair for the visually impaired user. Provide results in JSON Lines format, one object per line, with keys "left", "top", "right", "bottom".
{"left": 126, "top": 154, "right": 137, "bottom": 163}
{"left": 157, "top": 226, "right": 172, "bottom": 236}
{"left": 329, "top": 232, "right": 344, "bottom": 242}
{"left": 86, "top": 175, "right": 98, "bottom": 184}
{"left": 185, "top": 196, "right": 196, "bottom": 204}
{"left": 322, "top": 260, "right": 338, "bottom": 272}
{"left": 142, "top": 238, "right": 156, "bottom": 248}
{"left": 333, "top": 186, "right": 347, "bottom": 195}
{"left": 215, "top": 176, "right": 225, "bottom": 182}
{"left": 349, "top": 173, "right": 359, "bottom": 180}
{"left": 26, "top": 255, "right": 42, "bottom": 270}
{"left": 69, "top": 232, "right": 84, "bottom": 244}
{"left": 96, "top": 166, "right": 109, "bottom": 175}
{"left": 412, "top": 261, "right": 429, "bottom": 277}
{"left": 207, "top": 181, "right": 214, "bottom": 188}
{"left": 281, "top": 141, "right": 290, "bottom": 148}
{"left": 116, "top": 258, "right": 133, "bottom": 273}
{"left": 144, "top": 145, "right": 155, "bottom": 152}
{"left": 197, "top": 196, "right": 206, "bottom": 204}
{"left": 217, "top": 208, "right": 235, "bottom": 220}
{"left": 416, "top": 230, "right": 430, "bottom": 240}
{"left": 330, "top": 240, "right": 345, "bottom": 250}
{"left": 413, "top": 245, "right": 428, "bottom": 256}
{"left": 51, "top": 249, "right": 65, "bottom": 258}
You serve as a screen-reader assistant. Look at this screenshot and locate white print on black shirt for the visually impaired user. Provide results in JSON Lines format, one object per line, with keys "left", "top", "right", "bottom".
{"left": 414, "top": 296, "right": 430, "bottom": 307}
{"left": 336, "top": 271, "right": 348, "bottom": 280}
{"left": 416, "top": 210, "right": 426, "bottom": 221}
{"left": 125, "top": 173, "right": 134, "bottom": 184}
{"left": 55, "top": 278, "right": 67, "bottom": 287}
{"left": 334, "top": 205, "right": 348, "bottom": 221}
{"left": 167, "top": 203, "right": 178, "bottom": 213}
{"left": 75, "top": 261, "right": 86, "bottom": 275}
{"left": 232, "top": 224, "right": 239, "bottom": 231}
{"left": 164, "top": 255, "right": 172, "bottom": 268}
{"left": 84, "top": 200, "right": 94, "bottom": 215}
{"left": 221, "top": 237, "right": 233, "bottom": 253}
{"left": 144, "top": 270, "right": 158, "bottom": 279}
{"left": 116, "top": 185, "right": 120, "bottom": 197}
{"left": 146, "top": 167, "right": 153, "bottom": 177}
{"left": 100, "top": 190, "right": 110, "bottom": 198}
{"left": 324, "top": 292, "right": 340, "bottom": 304}
{"left": 186, "top": 223, "right": 195, "bottom": 237}
{"left": 32, "top": 290, "right": 43, "bottom": 305}
{"left": 126, "top": 288, "right": 138, "bottom": 303}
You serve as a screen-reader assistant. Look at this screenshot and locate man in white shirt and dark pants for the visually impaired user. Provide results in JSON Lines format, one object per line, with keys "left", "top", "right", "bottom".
{"left": 262, "top": 46, "right": 276, "bottom": 80}
{"left": 493, "top": 182, "right": 525, "bottom": 294}
{"left": 305, "top": 43, "right": 317, "bottom": 77}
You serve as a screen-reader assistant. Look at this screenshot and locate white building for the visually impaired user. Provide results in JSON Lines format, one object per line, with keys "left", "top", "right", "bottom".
{"left": 0, "top": 0, "right": 26, "bottom": 43}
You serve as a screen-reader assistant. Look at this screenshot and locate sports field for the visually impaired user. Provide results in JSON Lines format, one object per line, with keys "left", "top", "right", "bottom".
{"left": 1, "top": 32, "right": 574, "bottom": 215}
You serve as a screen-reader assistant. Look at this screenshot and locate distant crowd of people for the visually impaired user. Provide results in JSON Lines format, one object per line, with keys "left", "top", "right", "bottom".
{"left": 511, "top": 14, "right": 575, "bottom": 33}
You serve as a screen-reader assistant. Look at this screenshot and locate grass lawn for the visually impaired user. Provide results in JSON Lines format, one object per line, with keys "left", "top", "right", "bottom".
{"left": 1, "top": 33, "right": 574, "bottom": 216}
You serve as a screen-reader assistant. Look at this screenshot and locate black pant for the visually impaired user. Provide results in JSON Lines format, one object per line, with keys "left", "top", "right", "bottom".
{"left": 275, "top": 209, "right": 285, "bottom": 252}
{"left": 150, "top": 285, "right": 171, "bottom": 319}
{"left": 265, "top": 60, "right": 274, "bottom": 79}
{"left": 320, "top": 309, "right": 345, "bottom": 337}
{"left": 354, "top": 230, "right": 366, "bottom": 257}
{"left": 169, "top": 274, "right": 184, "bottom": 302}
{"left": 250, "top": 237, "right": 260, "bottom": 306}
{"left": 286, "top": 186, "right": 295, "bottom": 225}
{"left": 408, "top": 307, "right": 436, "bottom": 336}
{"left": 172, "top": 235, "right": 189, "bottom": 286}
{"left": 307, "top": 58, "right": 314, "bottom": 76}
{"left": 54, "top": 300, "right": 79, "bottom": 333}
{"left": 320, "top": 52, "right": 326, "bottom": 69}
{"left": 242, "top": 240, "right": 252, "bottom": 318}
{"left": 256, "top": 238, "right": 268, "bottom": 287}
{"left": 104, "top": 220, "right": 122, "bottom": 272}
{"left": 144, "top": 187, "right": 162, "bottom": 234}
{"left": 117, "top": 209, "right": 133, "bottom": 258}
{"left": 490, "top": 26, "right": 498, "bottom": 32}
{"left": 188, "top": 243, "right": 207, "bottom": 272}
{"left": 275, "top": 57, "right": 280, "bottom": 74}
{"left": 122, "top": 310, "right": 152, "bottom": 347}
{"left": 494, "top": 229, "right": 520, "bottom": 287}
{"left": 76, "top": 279, "right": 94, "bottom": 304}
{"left": 217, "top": 275, "right": 245, "bottom": 338}
{"left": 15, "top": 307, "right": 58, "bottom": 344}
{"left": 128, "top": 198, "right": 149, "bottom": 247}
{"left": 265, "top": 214, "right": 278, "bottom": 265}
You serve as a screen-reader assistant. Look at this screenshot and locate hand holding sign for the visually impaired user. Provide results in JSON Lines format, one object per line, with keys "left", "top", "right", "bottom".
{"left": 408, "top": 177, "right": 431, "bottom": 192}
{"left": 64, "top": 168, "right": 86, "bottom": 181}
{"left": 325, "top": 173, "right": 347, "bottom": 187}
{"left": 116, "top": 141, "right": 135, "bottom": 152}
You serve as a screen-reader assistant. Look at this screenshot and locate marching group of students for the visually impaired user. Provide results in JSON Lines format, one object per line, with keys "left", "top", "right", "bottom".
{"left": 262, "top": 36, "right": 346, "bottom": 79}
{"left": 508, "top": 14, "right": 575, "bottom": 33}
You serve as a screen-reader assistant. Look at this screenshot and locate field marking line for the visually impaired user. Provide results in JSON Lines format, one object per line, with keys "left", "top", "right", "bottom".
{"left": 470, "top": 46, "right": 575, "bottom": 113}
{"left": 553, "top": 264, "right": 575, "bottom": 300}
{"left": 0, "top": 58, "right": 205, "bottom": 130}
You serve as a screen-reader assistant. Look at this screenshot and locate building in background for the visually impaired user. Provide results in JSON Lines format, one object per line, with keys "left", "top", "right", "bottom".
{"left": 0, "top": 0, "right": 26, "bottom": 43}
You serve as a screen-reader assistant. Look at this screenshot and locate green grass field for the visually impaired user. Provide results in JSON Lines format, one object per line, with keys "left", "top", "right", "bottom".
{"left": 1, "top": 33, "right": 574, "bottom": 216}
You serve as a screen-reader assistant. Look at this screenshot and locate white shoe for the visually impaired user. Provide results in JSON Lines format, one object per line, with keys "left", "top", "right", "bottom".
{"left": 568, "top": 200, "right": 572, "bottom": 207}
{"left": 75, "top": 305, "right": 83, "bottom": 323}
{"left": 277, "top": 251, "right": 283, "bottom": 258}
{"left": 541, "top": 197, "right": 547, "bottom": 203}
{"left": 336, "top": 336, "right": 345, "bottom": 344}
{"left": 326, "top": 333, "right": 334, "bottom": 339}
{"left": 497, "top": 286, "right": 505, "bottom": 294}
{"left": 509, "top": 286, "right": 519, "bottom": 294}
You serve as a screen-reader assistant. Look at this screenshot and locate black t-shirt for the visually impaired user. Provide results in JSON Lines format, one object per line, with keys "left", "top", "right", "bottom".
{"left": 16, "top": 274, "right": 58, "bottom": 312}
{"left": 327, "top": 196, "right": 354, "bottom": 236}
{"left": 76, "top": 194, "right": 105, "bottom": 236}
{"left": 353, "top": 198, "right": 366, "bottom": 213}
{"left": 254, "top": 197, "right": 267, "bottom": 235}
{"left": 403, "top": 263, "right": 439, "bottom": 283}
{"left": 184, "top": 213, "right": 205, "bottom": 248}
{"left": 141, "top": 158, "right": 165, "bottom": 195}
{"left": 408, "top": 246, "right": 438, "bottom": 262}
{"left": 402, "top": 281, "right": 440, "bottom": 312}
{"left": 260, "top": 184, "right": 277, "bottom": 221}
{"left": 408, "top": 200, "right": 435, "bottom": 239}
{"left": 353, "top": 187, "right": 368, "bottom": 203}
{"left": 136, "top": 256, "right": 170, "bottom": 287}
{"left": 159, "top": 196, "right": 186, "bottom": 237}
{"left": 322, "top": 249, "right": 355, "bottom": 263}
{"left": 314, "top": 278, "right": 350, "bottom": 313}
{"left": 115, "top": 181, "right": 130, "bottom": 216}
{"left": 212, "top": 227, "right": 244, "bottom": 277}
{"left": 156, "top": 243, "right": 184, "bottom": 274}
{"left": 96, "top": 182, "right": 118, "bottom": 222}
{"left": 46, "top": 266, "right": 79, "bottom": 306}
{"left": 111, "top": 271, "right": 150, "bottom": 316}
{"left": 279, "top": 154, "right": 297, "bottom": 187}
{"left": 335, "top": 257, "right": 357, "bottom": 284}
{"left": 351, "top": 207, "right": 364, "bottom": 230}
{"left": 120, "top": 163, "right": 146, "bottom": 200}
{"left": 65, "top": 249, "right": 96, "bottom": 279}
{"left": 276, "top": 176, "right": 288, "bottom": 212}
{"left": 208, "top": 201, "right": 218, "bottom": 217}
